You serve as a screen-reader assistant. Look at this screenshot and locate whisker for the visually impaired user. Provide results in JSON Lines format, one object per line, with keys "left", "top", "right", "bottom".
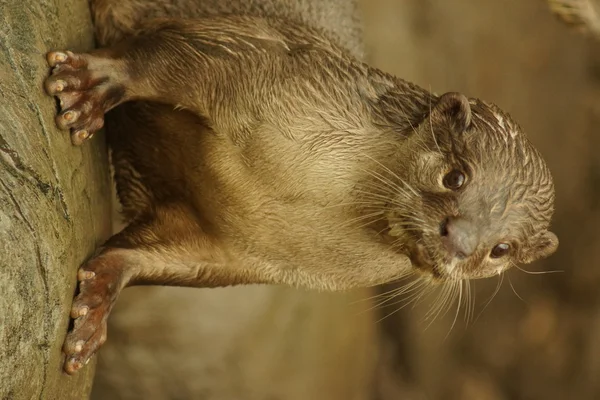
{"left": 352, "top": 184, "right": 424, "bottom": 217}
{"left": 374, "top": 225, "right": 394, "bottom": 237}
{"left": 428, "top": 86, "right": 443, "bottom": 155}
{"left": 410, "top": 281, "right": 435, "bottom": 309}
{"left": 359, "top": 168, "right": 415, "bottom": 200}
{"left": 446, "top": 281, "right": 461, "bottom": 319}
{"left": 338, "top": 210, "right": 384, "bottom": 229}
{"left": 350, "top": 282, "right": 412, "bottom": 304}
{"left": 466, "top": 280, "right": 475, "bottom": 325}
{"left": 444, "top": 280, "right": 463, "bottom": 340}
{"left": 352, "top": 188, "right": 395, "bottom": 204}
{"left": 424, "top": 280, "right": 455, "bottom": 327}
{"left": 354, "top": 154, "right": 418, "bottom": 199}
{"left": 353, "top": 276, "right": 424, "bottom": 316}
{"left": 352, "top": 216, "right": 387, "bottom": 231}
{"left": 390, "top": 223, "right": 424, "bottom": 230}
{"left": 402, "top": 113, "right": 419, "bottom": 136}
{"left": 513, "top": 263, "right": 563, "bottom": 275}
{"left": 361, "top": 154, "right": 420, "bottom": 197}
{"left": 463, "top": 279, "right": 469, "bottom": 324}
{"left": 413, "top": 137, "right": 431, "bottom": 153}
{"left": 374, "top": 280, "right": 430, "bottom": 310}
{"left": 320, "top": 200, "right": 389, "bottom": 210}
{"left": 358, "top": 166, "right": 405, "bottom": 193}
{"left": 351, "top": 196, "right": 427, "bottom": 227}
{"left": 375, "top": 282, "right": 433, "bottom": 323}
{"left": 437, "top": 281, "right": 457, "bottom": 322}
{"left": 507, "top": 273, "right": 526, "bottom": 303}
{"left": 387, "top": 212, "right": 427, "bottom": 225}
{"left": 475, "top": 272, "right": 504, "bottom": 323}
{"left": 423, "top": 284, "right": 450, "bottom": 329}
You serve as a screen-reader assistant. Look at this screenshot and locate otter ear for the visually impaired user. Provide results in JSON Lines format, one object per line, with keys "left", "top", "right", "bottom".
{"left": 430, "top": 92, "right": 472, "bottom": 133}
{"left": 519, "top": 231, "right": 559, "bottom": 264}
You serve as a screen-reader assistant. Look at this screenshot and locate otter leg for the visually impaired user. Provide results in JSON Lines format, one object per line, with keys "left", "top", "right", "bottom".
{"left": 62, "top": 204, "right": 262, "bottom": 375}
{"left": 44, "top": 18, "right": 366, "bottom": 146}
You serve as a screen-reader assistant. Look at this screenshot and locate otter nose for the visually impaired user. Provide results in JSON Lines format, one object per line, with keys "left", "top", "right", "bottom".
{"left": 440, "top": 217, "right": 479, "bottom": 259}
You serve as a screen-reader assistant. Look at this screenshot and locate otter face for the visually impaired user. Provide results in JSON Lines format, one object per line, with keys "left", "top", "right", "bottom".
{"left": 385, "top": 92, "right": 558, "bottom": 281}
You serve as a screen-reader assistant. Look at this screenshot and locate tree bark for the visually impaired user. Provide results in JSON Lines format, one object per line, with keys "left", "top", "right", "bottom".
{"left": 0, "top": 2, "right": 111, "bottom": 399}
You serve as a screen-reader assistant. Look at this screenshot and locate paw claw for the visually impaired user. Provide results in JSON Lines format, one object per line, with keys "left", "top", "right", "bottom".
{"left": 74, "top": 340, "right": 85, "bottom": 353}
{"left": 56, "top": 111, "right": 79, "bottom": 131}
{"left": 78, "top": 270, "right": 96, "bottom": 280}
{"left": 65, "top": 358, "right": 83, "bottom": 375}
{"left": 48, "top": 51, "right": 68, "bottom": 66}
{"left": 71, "top": 305, "right": 89, "bottom": 318}
{"left": 48, "top": 79, "right": 66, "bottom": 94}
{"left": 72, "top": 130, "right": 90, "bottom": 146}
{"left": 63, "top": 110, "right": 79, "bottom": 122}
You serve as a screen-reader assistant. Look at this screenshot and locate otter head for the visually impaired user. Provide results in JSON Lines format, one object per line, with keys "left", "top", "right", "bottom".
{"left": 384, "top": 92, "right": 558, "bottom": 281}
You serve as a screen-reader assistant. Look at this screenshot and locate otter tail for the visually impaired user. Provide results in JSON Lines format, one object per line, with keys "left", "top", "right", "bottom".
{"left": 548, "top": 0, "right": 600, "bottom": 39}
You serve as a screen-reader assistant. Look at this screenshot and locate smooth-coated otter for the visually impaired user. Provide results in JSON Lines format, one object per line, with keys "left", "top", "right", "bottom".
{"left": 44, "top": 0, "right": 558, "bottom": 374}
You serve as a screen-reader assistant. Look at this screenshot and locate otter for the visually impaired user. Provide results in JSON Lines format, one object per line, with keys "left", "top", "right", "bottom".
{"left": 44, "top": 0, "right": 558, "bottom": 375}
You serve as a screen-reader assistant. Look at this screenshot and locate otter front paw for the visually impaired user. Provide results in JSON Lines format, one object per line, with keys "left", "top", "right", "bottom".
{"left": 45, "top": 50, "right": 125, "bottom": 145}
{"left": 63, "top": 254, "right": 124, "bottom": 375}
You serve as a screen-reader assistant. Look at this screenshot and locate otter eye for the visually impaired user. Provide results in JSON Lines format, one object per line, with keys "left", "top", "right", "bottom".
{"left": 490, "top": 243, "right": 510, "bottom": 258}
{"left": 442, "top": 169, "right": 465, "bottom": 190}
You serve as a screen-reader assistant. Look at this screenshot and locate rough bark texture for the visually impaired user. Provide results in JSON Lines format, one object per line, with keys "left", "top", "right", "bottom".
{"left": 362, "top": 1, "right": 600, "bottom": 399}
{"left": 0, "top": 1, "right": 111, "bottom": 399}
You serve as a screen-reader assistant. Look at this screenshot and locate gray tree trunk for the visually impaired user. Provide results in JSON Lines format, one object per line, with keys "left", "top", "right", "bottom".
{"left": 0, "top": 2, "right": 111, "bottom": 399}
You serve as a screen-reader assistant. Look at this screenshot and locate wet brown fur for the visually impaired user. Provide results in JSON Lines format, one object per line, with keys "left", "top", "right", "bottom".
{"left": 45, "top": 0, "right": 559, "bottom": 373}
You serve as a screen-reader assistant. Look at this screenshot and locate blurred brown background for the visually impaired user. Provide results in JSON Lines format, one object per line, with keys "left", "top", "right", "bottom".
{"left": 92, "top": 1, "right": 600, "bottom": 399}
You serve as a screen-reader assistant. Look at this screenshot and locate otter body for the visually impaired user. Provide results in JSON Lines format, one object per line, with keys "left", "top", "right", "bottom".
{"left": 44, "top": 0, "right": 558, "bottom": 373}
